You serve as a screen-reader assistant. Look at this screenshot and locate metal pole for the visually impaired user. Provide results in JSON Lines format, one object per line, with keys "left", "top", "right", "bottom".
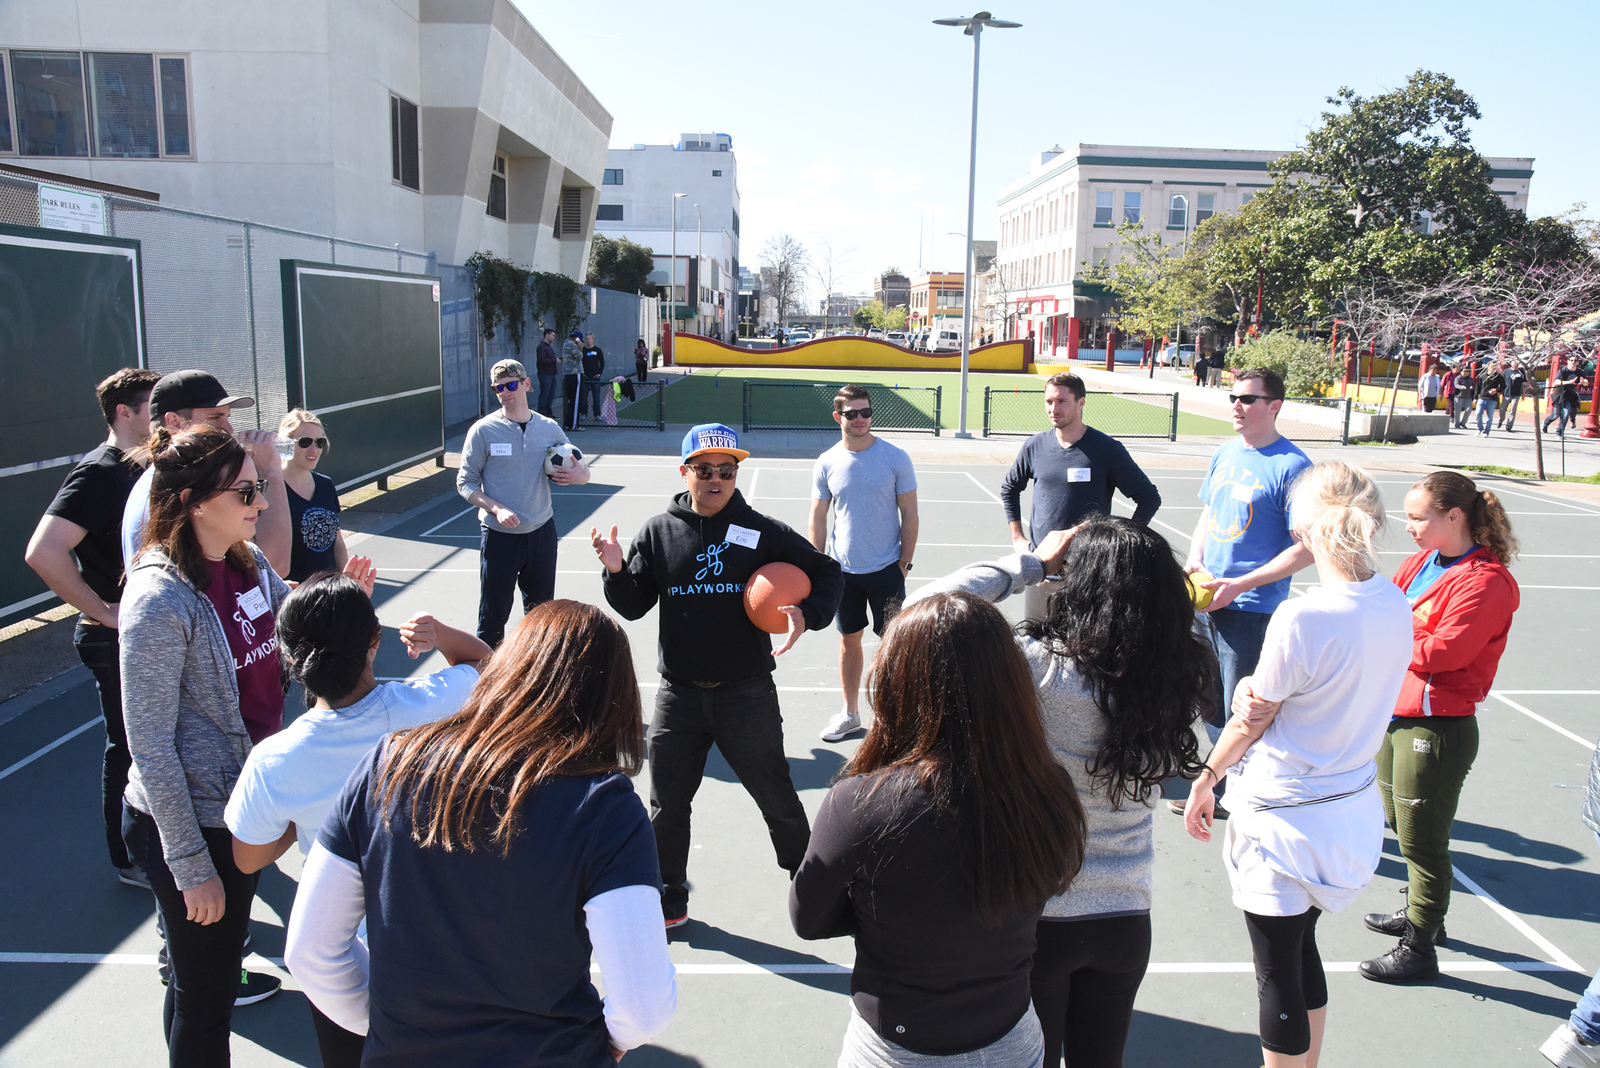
{"left": 696, "top": 204, "right": 703, "bottom": 335}
{"left": 955, "top": 22, "right": 983, "bottom": 438}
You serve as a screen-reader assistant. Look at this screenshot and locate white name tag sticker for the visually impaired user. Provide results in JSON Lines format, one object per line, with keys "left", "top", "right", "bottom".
{"left": 489, "top": 442, "right": 513, "bottom": 457}
{"left": 1231, "top": 483, "right": 1255, "bottom": 503}
{"left": 725, "top": 524, "right": 761, "bottom": 549}
{"left": 236, "top": 586, "right": 269, "bottom": 620}
{"left": 1067, "top": 467, "right": 1091, "bottom": 483}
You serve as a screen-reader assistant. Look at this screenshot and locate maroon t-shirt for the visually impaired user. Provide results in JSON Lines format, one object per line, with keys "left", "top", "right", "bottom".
{"left": 204, "top": 559, "right": 284, "bottom": 743}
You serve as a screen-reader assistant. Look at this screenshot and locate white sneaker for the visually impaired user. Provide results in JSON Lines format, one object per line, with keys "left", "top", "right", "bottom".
{"left": 821, "top": 710, "right": 863, "bottom": 742}
{"left": 1542, "top": 1023, "right": 1600, "bottom": 1067}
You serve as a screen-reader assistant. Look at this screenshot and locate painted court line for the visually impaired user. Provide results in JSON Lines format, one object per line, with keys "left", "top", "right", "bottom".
{"left": 1490, "top": 692, "right": 1593, "bottom": 749}
{"left": 0, "top": 719, "right": 99, "bottom": 784}
{"left": 962, "top": 471, "right": 1002, "bottom": 504}
{"left": 418, "top": 505, "right": 475, "bottom": 538}
{"left": 1454, "top": 863, "right": 1585, "bottom": 972}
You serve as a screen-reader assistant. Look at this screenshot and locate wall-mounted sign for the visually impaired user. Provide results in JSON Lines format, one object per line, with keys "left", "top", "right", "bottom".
{"left": 39, "top": 184, "right": 106, "bottom": 235}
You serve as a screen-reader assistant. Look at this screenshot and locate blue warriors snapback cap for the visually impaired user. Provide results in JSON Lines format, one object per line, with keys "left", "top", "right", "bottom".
{"left": 681, "top": 423, "right": 750, "bottom": 463}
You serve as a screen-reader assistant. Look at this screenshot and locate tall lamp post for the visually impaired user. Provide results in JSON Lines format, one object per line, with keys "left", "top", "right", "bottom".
{"left": 669, "top": 192, "right": 686, "bottom": 358}
{"left": 935, "top": 10, "right": 1021, "bottom": 438}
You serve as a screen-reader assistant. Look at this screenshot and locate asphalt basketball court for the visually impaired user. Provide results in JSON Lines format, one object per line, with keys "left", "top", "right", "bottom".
{"left": 1, "top": 427, "right": 1598, "bottom": 1067}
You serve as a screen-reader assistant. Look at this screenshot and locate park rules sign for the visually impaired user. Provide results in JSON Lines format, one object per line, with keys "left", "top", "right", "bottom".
{"left": 39, "top": 184, "right": 106, "bottom": 235}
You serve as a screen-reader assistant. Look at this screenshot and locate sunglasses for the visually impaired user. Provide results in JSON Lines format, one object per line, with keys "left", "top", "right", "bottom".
{"left": 492, "top": 380, "right": 523, "bottom": 393}
{"left": 295, "top": 437, "right": 329, "bottom": 450}
{"left": 222, "top": 479, "right": 269, "bottom": 506}
{"left": 1228, "top": 393, "right": 1273, "bottom": 406}
{"left": 687, "top": 462, "right": 739, "bottom": 481}
{"left": 839, "top": 407, "right": 873, "bottom": 421}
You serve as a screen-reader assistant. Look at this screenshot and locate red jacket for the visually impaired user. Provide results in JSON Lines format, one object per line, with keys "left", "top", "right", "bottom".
{"left": 1391, "top": 548, "right": 1519, "bottom": 718}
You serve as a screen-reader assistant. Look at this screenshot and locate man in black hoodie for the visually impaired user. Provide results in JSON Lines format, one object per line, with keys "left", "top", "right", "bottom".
{"left": 592, "top": 423, "right": 844, "bottom": 927}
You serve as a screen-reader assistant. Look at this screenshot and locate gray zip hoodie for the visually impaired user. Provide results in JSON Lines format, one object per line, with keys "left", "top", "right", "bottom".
{"left": 121, "top": 545, "right": 289, "bottom": 890}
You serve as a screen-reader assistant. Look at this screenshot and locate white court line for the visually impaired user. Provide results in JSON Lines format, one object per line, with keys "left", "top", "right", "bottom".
{"left": 1151, "top": 518, "right": 1196, "bottom": 545}
{"left": 1490, "top": 692, "right": 1594, "bottom": 749}
{"left": 962, "top": 471, "right": 1002, "bottom": 504}
{"left": 1454, "top": 863, "right": 1585, "bottom": 972}
{"left": 418, "top": 505, "right": 475, "bottom": 538}
{"left": 1496, "top": 690, "right": 1600, "bottom": 695}
{"left": 0, "top": 719, "right": 99, "bottom": 784}
{"left": 744, "top": 467, "right": 760, "bottom": 505}
{"left": 0, "top": 953, "right": 1573, "bottom": 975}
{"left": 1478, "top": 486, "right": 1600, "bottom": 516}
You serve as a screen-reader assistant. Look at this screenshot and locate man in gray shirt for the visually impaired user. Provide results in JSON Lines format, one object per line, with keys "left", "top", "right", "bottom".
{"left": 458, "top": 358, "right": 590, "bottom": 646}
{"left": 808, "top": 385, "right": 919, "bottom": 741}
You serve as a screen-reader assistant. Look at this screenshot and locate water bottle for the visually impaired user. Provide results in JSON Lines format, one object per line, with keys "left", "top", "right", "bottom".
{"left": 274, "top": 434, "right": 296, "bottom": 461}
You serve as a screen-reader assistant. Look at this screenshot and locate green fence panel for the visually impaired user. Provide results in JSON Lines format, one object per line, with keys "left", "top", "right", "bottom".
{"left": 982, "top": 388, "right": 1178, "bottom": 440}
{"left": 742, "top": 381, "right": 941, "bottom": 436}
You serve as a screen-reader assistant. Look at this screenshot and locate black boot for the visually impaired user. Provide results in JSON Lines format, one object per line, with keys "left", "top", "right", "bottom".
{"left": 1362, "top": 907, "right": 1446, "bottom": 945}
{"left": 1359, "top": 920, "right": 1440, "bottom": 983}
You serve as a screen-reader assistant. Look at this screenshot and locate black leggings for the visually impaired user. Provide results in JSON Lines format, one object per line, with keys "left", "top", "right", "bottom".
{"left": 1243, "top": 908, "right": 1326, "bottom": 1056}
{"left": 1030, "top": 914, "right": 1151, "bottom": 1068}
{"left": 310, "top": 1001, "right": 365, "bottom": 1067}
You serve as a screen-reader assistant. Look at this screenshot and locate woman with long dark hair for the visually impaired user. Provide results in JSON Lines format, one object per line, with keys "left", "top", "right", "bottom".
{"left": 1185, "top": 461, "right": 1414, "bottom": 1068}
{"left": 1358, "top": 470, "right": 1520, "bottom": 982}
{"left": 120, "top": 425, "right": 291, "bottom": 1065}
{"left": 286, "top": 600, "right": 676, "bottom": 1065}
{"left": 790, "top": 592, "right": 1086, "bottom": 1068}
{"left": 912, "top": 515, "right": 1214, "bottom": 1067}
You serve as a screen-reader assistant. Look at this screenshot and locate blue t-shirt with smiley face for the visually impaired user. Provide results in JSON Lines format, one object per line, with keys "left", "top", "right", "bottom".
{"left": 1198, "top": 435, "right": 1312, "bottom": 613}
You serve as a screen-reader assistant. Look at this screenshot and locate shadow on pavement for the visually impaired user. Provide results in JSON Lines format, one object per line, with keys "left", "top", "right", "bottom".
{"left": 1124, "top": 1011, "right": 1261, "bottom": 1066}
{"left": 700, "top": 745, "right": 846, "bottom": 793}
{"left": 623, "top": 1044, "right": 708, "bottom": 1066}
{"left": 672, "top": 921, "right": 851, "bottom": 994}
{"left": 1451, "top": 820, "right": 1586, "bottom": 865}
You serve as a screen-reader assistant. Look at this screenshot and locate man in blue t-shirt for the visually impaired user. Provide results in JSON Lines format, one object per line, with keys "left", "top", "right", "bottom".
{"left": 1169, "top": 367, "right": 1314, "bottom": 817}
{"left": 809, "top": 386, "right": 920, "bottom": 743}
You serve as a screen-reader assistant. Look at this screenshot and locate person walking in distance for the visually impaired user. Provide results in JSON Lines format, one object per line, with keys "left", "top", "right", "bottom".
{"left": 534, "top": 327, "right": 559, "bottom": 419}
{"left": 560, "top": 329, "right": 586, "bottom": 432}
{"left": 808, "top": 386, "right": 919, "bottom": 742}
{"left": 1453, "top": 362, "right": 1476, "bottom": 430}
{"left": 120, "top": 370, "right": 292, "bottom": 577}
{"left": 1170, "top": 367, "right": 1314, "bottom": 820}
{"left": 1502, "top": 358, "right": 1527, "bottom": 431}
{"left": 457, "top": 359, "right": 590, "bottom": 647}
{"left": 1419, "top": 365, "right": 1442, "bottom": 413}
{"left": 1545, "top": 355, "right": 1584, "bottom": 437}
{"left": 25, "top": 368, "right": 161, "bottom": 889}
{"left": 1358, "top": 471, "right": 1520, "bottom": 983}
{"left": 1439, "top": 364, "right": 1458, "bottom": 425}
{"left": 1186, "top": 461, "right": 1414, "bottom": 1068}
{"left": 1001, "top": 372, "right": 1161, "bottom": 623}
{"left": 581, "top": 332, "right": 608, "bottom": 420}
{"left": 1208, "top": 353, "right": 1224, "bottom": 389}
{"left": 278, "top": 409, "right": 349, "bottom": 583}
{"left": 591, "top": 424, "right": 843, "bottom": 928}
{"left": 1476, "top": 360, "right": 1505, "bottom": 436}
{"left": 635, "top": 338, "right": 651, "bottom": 384}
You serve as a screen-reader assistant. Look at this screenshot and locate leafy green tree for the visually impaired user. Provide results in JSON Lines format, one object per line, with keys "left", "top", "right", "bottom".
{"left": 586, "top": 234, "right": 656, "bottom": 294}
{"left": 1228, "top": 331, "right": 1341, "bottom": 397}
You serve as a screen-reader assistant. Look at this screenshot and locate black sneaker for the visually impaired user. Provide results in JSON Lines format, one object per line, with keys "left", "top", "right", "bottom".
{"left": 1363, "top": 907, "right": 1446, "bottom": 945}
{"left": 117, "top": 866, "right": 151, "bottom": 889}
{"left": 235, "top": 969, "right": 281, "bottom": 1006}
{"left": 1359, "top": 921, "right": 1440, "bottom": 984}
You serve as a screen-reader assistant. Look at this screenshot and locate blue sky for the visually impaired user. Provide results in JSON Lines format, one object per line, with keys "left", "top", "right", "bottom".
{"left": 519, "top": 0, "right": 1597, "bottom": 298}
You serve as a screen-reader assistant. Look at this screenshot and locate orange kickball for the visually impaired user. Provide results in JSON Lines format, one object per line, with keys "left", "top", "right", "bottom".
{"left": 744, "top": 562, "right": 811, "bottom": 634}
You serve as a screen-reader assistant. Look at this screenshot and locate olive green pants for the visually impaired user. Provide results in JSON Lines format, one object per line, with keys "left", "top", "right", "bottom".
{"left": 1376, "top": 716, "right": 1480, "bottom": 931}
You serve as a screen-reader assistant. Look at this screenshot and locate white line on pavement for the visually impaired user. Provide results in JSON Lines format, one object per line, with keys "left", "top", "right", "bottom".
{"left": 1495, "top": 690, "right": 1600, "bottom": 695}
{"left": 1489, "top": 692, "right": 1594, "bottom": 749}
{"left": 1454, "top": 863, "right": 1585, "bottom": 973}
{"left": 418, "top": 506, "right": 475, "bottom": 538}
{"left": 0, "top": 719, "right": 99, "bottom": 784}
{"left": 962, "top": 471, "right": 1002, "bottom": 504}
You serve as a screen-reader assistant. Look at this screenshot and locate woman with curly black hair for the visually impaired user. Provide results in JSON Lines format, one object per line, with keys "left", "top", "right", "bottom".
{"left": 911, "top": 515, "right": 1214, "bottom": 1068}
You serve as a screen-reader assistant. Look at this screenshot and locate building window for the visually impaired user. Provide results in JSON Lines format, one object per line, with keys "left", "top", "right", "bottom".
{"left": 596, "top": 204, "right": 623, "bottom": 221}
{"left": 1093, "top": 246, "right": 1111, "bottom": 266}
{"left": 1241, "top": 190, "right": 1256, "bottom": 205}
{"left": 1168, "top": 194, "right": 1188, "bottom": 229}
{"left": 0, "top": 53, "right": 12, "bottom": 152}
{"left": 1094, "top": 191, "right": 1113, "bottom": 226}
{"left": 558, "top": 186, "right": 583, "bottom": 236}
{"left": 1123, "top": 191, "right": 1142, "bottom": 225}
{"left": 732, "top": 208, "right": 740, "bottom": 236}
{"left": 486, "top": 152, "right": 508, "bottom": 219}
{"left": 3, "top": 49, "right": 192, "bottom": 159}
{"left": 712, "top": 169, "right": 722, "bottom": 176}
{"left": 89, "top": 53, "right": 159, "bottom": 158}
{"left": 390, "top": 93, "right": 419, "bottom": 190}
{"left": 158, "top": 56, "right": 190, "bottom": 156}
{"left": 602, "top": 168, "right": 623, "bottom": 185}
{"left": 11, "top": 50, "right": 89, "bottom": 156}
{"left": 1196, "top": 193, "right": 1215, "bottom": 224}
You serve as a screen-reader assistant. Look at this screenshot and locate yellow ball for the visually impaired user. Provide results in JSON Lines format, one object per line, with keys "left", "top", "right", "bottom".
{"left": 1188, "top": 570, "right": 1216, "bottom": 610}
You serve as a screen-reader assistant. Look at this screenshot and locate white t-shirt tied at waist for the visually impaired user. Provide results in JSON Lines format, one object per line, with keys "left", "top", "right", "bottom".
{"left": 1222, "top": 573, "right": 1413, "bottom": 917}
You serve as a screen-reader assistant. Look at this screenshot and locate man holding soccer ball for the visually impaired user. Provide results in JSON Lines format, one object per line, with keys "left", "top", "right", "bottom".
{"left": 458, "top": 358, "right": 590, "bottom": 647}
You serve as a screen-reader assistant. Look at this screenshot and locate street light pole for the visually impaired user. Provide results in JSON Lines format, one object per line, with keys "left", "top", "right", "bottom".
{"left": 935, "top": 11, "right": 1021, "bottom": 438}
{"left": 670, "top": 192, "right": 686, "bottom": 355}
{"left": 695, "top": 203, "right": 703, "bottom": 335}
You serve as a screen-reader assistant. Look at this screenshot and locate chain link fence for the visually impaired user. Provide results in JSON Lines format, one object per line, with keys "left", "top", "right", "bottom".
{"left": 983, "top": 388, "right": 1178, "bottom": 440}
{"left": 1277, "top": 397, "right": 1353, "bottom": 445}
{"left": 742, "top": 381, "right": 942, "bottom": 435}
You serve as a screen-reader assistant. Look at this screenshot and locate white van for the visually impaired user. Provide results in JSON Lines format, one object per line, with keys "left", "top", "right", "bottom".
{"left": 928, "top": 329, "right": 961, "bottom": 352}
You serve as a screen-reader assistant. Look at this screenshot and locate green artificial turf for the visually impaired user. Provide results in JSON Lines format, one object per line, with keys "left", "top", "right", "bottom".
{"left": 652, "top": 368, "right": 1232, "bottom": 437}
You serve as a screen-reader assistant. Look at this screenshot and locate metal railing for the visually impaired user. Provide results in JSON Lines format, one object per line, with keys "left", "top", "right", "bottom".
{"left": 1278, "top": 396, "right": 1353, "bottom": 445}
{"left": 742, "top": 381, "right": 942, "bottom": 435}
{"left": 983, "top": 388, "right": 1179, "bottom": 440}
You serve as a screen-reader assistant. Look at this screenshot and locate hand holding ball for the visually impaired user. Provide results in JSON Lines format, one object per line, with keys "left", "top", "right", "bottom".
{"left": 744, "top": 562, "right": 811, "bottom": 634}
{"left": 1188, "top": 569, "right": 1216, "bottom": 610}
{"left": 545, "top": 443, "right": 584, "bottom": 478}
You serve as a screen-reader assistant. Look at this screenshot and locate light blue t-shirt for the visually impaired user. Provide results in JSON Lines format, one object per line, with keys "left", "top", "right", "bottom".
{"left": 1199, "top": 435, "right": 1312, "bottom": 613}
{"left": 1402, "top": 547, "right": 1478, "bottom": 605}
{"left": 812, "top": 437, "right": 918, "bottom": 574}
{"left": 121, "top": 465, "right": 154, "bottom": 566}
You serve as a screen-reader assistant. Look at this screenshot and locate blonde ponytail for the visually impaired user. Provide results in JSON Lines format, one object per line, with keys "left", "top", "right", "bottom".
{"left": 1289, "top": 460, "right": 1385, "bottom": 580}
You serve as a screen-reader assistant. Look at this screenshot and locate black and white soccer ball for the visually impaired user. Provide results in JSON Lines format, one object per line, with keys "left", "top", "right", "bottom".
{"left": 545, "top": 443, "right": 584, "bottom": 477}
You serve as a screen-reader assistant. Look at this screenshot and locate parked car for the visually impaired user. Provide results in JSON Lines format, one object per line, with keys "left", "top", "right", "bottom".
{"left": 928, "top": 329, "right": 961, "bottom": 353}
{"left": 736, "top": 337, "right": 779, "bottom": 351}
{"left": 885, "top": 331, "right": 909, "bottom": 346}
{"left": 865, "top": 327, "right": 885, "bottom": 339}
{"left": 785, "top": 330, "right": 813, "bottom": 345}
{"left": 1158, "top": 343, "right": 1195, "bottom": 368}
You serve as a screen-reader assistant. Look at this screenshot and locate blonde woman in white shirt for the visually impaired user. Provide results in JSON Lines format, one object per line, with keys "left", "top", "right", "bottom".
{"left": 1185, "top": 460, "right": 1413, "bottom": 1068}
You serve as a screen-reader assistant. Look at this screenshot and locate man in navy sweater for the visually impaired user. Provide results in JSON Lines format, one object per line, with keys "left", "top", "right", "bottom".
{"left": 1000, "top": 372, "right": 1161, "bottom": 621}
{"left": 592, "top": 424, "right": 843, "bottom": 928}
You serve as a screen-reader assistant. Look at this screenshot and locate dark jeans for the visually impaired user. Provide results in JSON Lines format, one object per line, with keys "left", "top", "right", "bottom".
{"left": 1244, "top": 907, "right": 1326, "bottom": 1056}
{"left": 309, "top": 1002, "right": 365, "bottom": 1068}
{"left": 124, "top": 807, "right": 255, "bottom": 1067}
{"left": 648, "top": 674, "right": 810, "bottom": 917}
{"left": 1032, "top": 914, "right": 1151, "bottom": 1068}
{"left": 1546, "top": 399, "right": 1579, "bottom": 435}
{"left": 476, "top": 519, "right": 558, "bottom": 648}
{"left": 583, "top": 376, "right": 608, "bottom": 417}
{"left": 1168, "top": 607, "right": 1272, "bottom": 803}
{"left": 1377, "top": 715, "right": 1479, "bottom": 930}
{"left": 536, "top": 372, "right": 557, "bottom": 418}
{"left": 563, "top": 373, "right": 582, "bottom": 430}
{"left": 76, "top": 620, "right": 133, "bottom": 870}
{"left": 636, "top": 363, "right": 649, "bottom": 383}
